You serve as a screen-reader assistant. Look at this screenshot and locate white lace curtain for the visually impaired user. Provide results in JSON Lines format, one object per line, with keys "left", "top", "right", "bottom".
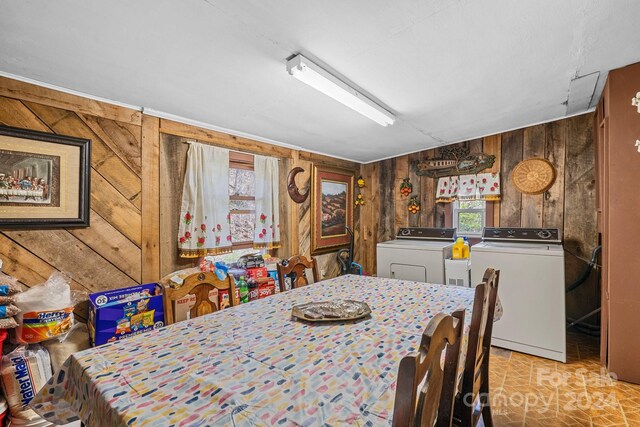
{"left": 253, "top": 155, "right": 281, "bottom": 249}
{"left": 178, "top": 142, "right": 232, "bottom": 258}
{"left": 436, "top": 172, "right": 501, "bottom": 203}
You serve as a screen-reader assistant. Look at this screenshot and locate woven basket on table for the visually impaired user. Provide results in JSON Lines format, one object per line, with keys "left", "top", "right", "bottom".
{"left": 511, "top": 158, "right": 556, "bottom": 194}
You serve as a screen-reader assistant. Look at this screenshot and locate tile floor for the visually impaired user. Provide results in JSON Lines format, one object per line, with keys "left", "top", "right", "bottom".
{"left": 485, "top": 332, "right": 640, "bottom": 427}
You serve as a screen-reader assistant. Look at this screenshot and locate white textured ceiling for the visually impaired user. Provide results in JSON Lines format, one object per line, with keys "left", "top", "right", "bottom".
{"left": 1, "top": 0, "right": 639, "bottom": 163}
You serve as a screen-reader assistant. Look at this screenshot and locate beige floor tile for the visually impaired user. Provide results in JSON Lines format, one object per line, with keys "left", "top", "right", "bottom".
{"left": 619, "top": 395, "right": 640, "bottom": 414}
{"left": 486, "top": 333, "right": 640, "bottom": 427}
{"left": 492, "top": 411, "right": 525, "bottom": 427}
{"left": 491, "top": 346, "right": 512, "bottom": 359}
{"left": 525, "top": 409, "right": 593, "bottom": 427}
{"left": 622, "top": 408, "right": 640, "bottom": 425}
{"left": 590, "top": 413, "right": 627, "bottom": 427}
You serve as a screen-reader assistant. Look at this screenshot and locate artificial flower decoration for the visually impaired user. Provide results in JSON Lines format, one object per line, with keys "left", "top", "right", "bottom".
{"left": 399, "top": 178, "right": 413, "bottom": 197}
{"left": 407, "top": 196, "right": 420, "bottom": 214}
{"left": 357, "top": 175, "right": 366, "bottom": 188}
{"left": 355, "top": 193, "right": 365, "bottom": 206}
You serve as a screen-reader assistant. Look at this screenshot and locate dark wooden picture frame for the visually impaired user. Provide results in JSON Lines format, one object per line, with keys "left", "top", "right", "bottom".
{"left": 0, "top": 125, "right": 90, "bottom": 228}
{"left": 311, "top": 165, "right": 354, "bottom": 255}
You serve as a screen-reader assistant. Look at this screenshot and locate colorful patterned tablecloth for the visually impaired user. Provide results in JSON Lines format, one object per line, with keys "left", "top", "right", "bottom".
{"left": 31, "top": 275, "right": 498, "bottom": 426}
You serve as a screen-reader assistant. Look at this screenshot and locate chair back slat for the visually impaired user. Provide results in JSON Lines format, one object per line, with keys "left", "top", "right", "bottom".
{"left": 276, "top": 255, "right": 320, "bottom": 292}
{"left": 162, "top": 271, "right": 237, "bottom": 325}
{"left": 393, "top": 309, "right": 465, "bottom": 427}
{"left": 475, "top": 269, "right": 498, "bottom": 357}
{"left": 455, "top": 268, "right": 500, "bottom": 427}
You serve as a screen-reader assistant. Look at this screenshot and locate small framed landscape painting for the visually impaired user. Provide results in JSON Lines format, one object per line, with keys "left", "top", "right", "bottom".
{"left": 0, "top": 126, "right": 90, "bottom": 228}
{"left": 311, "top": 165, "right": 354, "bottom": 254}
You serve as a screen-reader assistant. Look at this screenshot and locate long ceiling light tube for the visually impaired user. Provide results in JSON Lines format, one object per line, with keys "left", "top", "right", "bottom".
{"left": 286, "top": 54, "right": 396, "bottom": 126}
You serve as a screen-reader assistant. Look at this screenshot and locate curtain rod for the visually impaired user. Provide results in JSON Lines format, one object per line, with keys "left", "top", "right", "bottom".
{"left": 182, "top": 140, "right": 281, "bottom": 160}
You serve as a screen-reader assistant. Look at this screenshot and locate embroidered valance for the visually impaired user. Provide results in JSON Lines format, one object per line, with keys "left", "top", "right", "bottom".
{"left": 436, "top": 173, "right": 500, "bottom": 203}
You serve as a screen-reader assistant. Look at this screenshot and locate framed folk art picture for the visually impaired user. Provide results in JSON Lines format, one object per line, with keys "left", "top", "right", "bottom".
{"left": 0, "top": 126, "right": 90, "bottom": 228}
{"left": 311, "top": 165, "right": 354, "bottom": 254}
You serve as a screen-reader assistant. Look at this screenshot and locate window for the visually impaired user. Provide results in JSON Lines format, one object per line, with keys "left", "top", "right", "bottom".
{"left": 453, "top": 199, "right": 485, "bottom": 236}
{"left": 209, "top": 247, "right": 263, "bottom": 264}
{"left": 229, "top": 152, "right": 255, "bottom": 250}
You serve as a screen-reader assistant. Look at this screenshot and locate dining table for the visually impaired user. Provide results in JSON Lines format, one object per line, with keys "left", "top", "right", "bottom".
{"left": 31, "top": 274, "right": 500, "bottom": 426}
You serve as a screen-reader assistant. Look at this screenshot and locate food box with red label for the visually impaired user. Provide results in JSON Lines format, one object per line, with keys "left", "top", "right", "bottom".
{"left": 257, "top": 277, "right": 276, "bottom": 299}
{"left": 219, "top": 284, "right": 240, "bottom": 309}
{"left": 246, "top": 267, "right": 268, "bottom": 280}
{"left": 248, "top": 284, "right": 259, "bottom": 301}
{"left": 267, "top": 270, "right": 280, "bottom": 292}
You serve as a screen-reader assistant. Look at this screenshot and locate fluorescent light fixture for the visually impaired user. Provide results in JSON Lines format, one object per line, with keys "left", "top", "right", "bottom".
{"left": 286, "top": 54, "right": 396, "bottom": 126}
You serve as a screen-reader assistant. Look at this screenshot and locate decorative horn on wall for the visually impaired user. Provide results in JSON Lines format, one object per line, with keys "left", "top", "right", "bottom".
{"left": 287, "top": 167, "right": 309, "bottom": 203}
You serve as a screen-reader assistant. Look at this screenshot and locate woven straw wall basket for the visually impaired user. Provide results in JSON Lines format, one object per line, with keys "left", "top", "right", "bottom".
{"left": 511, "top": 158, "right": 557, "bottom": 195}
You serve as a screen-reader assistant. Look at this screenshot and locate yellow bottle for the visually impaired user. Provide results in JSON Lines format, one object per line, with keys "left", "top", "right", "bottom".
{"left": 462, "top": 238, "right": 470, "bottom": 259}
{"left": 452, "top": 237, "right": 466, "bottom": 259}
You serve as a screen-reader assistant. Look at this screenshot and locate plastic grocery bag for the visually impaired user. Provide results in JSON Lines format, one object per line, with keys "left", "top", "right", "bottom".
{"left": 0, "top": 345, "right": 52, "bottom": 420}
{"left": 14, "top": 272, "right": 81, "bottom": 344}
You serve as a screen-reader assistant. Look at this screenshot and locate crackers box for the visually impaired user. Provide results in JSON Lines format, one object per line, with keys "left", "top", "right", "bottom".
{"left": 88, "top": 283, "right": 165, "bottom": 347}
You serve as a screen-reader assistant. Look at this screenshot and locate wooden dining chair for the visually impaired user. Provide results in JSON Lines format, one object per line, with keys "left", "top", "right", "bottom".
{"left": 452, "top": 268, "right": 500, "bottom": 427}
{"left": 392, "top": 309, "right": 466, "bottom": 427}
{"left": 162, "top": 271, "right": 237, "bottom": 325}
{"left": 276, "top": 255, "right": 319, "bottom": 292}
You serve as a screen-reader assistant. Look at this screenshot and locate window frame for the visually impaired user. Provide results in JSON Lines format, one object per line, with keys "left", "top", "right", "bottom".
{"left": 229, "top": 151, "right": 255, "bottom": 250}
{"left": 452, "top": 199, "right": 486, "bottom": 237}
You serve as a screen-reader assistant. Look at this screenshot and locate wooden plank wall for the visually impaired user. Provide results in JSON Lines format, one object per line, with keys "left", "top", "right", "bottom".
{"left": 293, "top": 152, "right": 361, "bottom": 280}
{"left": 0, "top": 76, "right": 597, "bottom": 323}
{"left": 0, "top": 77, "right": 143, "bottom": 319}
{"left": 358, "top": 161, "right": 379, "bottom": 277}
{"left": 358, "top": 113, "right": 598, "bottom": 323}
{"left": 0, "top": 77, "right": 361, "bottom": 313}
{"left": 156, "top": 130, "right": 360, "bottom": 280}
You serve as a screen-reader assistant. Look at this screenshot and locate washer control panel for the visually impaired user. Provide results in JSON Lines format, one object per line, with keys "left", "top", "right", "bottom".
{"left": 482, "top": 227, "right": 561, "bottom": 243}
{"left": 396, "top": 227, "right": 456, "bottom": 241}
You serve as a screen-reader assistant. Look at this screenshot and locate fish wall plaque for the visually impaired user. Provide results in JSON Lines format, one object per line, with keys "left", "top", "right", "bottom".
{"left": 413, "top": 152, "right": 496, "bottom": 178}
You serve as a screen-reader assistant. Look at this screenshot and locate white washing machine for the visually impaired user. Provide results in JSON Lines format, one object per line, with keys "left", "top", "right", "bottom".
{"left": 471, "top": 227, "right": 566, "bottom": 362}
{"left": 377, "top": 227, "right": 455, "bottom": 283}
